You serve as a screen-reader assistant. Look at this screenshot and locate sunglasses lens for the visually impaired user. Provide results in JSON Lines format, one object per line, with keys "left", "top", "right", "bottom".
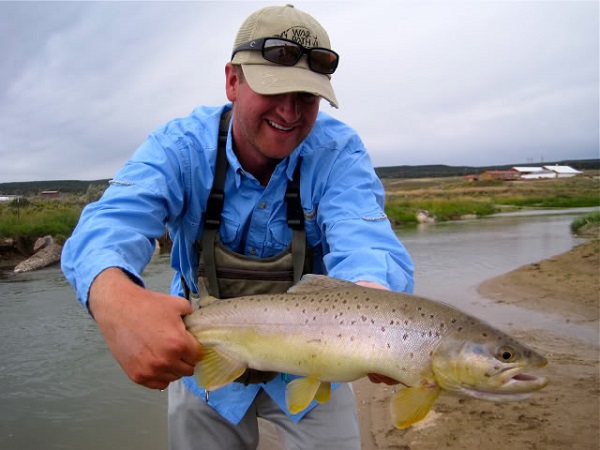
{"left": 260, "top": 38, "right": 339, "bottom": 75}
{"left": 310, "top": 49, "right": 338, "bottom": 74}
{"left": 263, "top": 39, "right": 302, "bottom": 66}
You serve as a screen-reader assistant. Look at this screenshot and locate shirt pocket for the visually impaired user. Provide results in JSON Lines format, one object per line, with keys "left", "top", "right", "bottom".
{"left": 303, "top": 208, "right": 322, "bottom": 248}
{"left": 267, "top": 219, "right": 292, "bottom": 255}
{"left": 220, "top": 210, "right": 241, "bottom": 250}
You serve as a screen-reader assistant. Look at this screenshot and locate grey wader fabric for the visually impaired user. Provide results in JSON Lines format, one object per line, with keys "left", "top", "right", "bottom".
{"left": 168, "top": 380, "right": 360, "bottom": 450}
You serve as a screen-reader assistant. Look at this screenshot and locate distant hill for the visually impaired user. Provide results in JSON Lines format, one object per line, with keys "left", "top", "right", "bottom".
{"left": 0, "top": 159, "right": 598, "bottom": 196}
{"left": 0, "top": 179, "right": 110, "bottom": 196}
{"left": 374, "top": 159, "right": 600, "bottom": 179}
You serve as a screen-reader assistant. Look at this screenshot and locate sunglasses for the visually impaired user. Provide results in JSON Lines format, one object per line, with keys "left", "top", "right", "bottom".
{"left": 231, "top": 37, "right": 339, "bottom": 75}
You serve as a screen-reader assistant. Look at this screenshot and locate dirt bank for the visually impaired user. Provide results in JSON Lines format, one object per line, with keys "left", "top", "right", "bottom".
{"left": 355, "top": 238, "right": 599, "bottom": 450}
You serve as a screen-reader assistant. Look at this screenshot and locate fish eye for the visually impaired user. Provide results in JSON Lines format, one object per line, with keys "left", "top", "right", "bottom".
{"left": 497, "top": 346, "right": 517, "bottom": 362}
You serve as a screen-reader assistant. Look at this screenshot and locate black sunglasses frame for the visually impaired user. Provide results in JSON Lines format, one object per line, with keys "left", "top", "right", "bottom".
{"left": 231, "top": 37, "right": 339, "bottom": 75}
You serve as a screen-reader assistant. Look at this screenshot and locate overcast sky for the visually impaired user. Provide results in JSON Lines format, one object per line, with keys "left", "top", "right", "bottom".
{"left": 1, "top": 1, "right": 598, "bottom": 182}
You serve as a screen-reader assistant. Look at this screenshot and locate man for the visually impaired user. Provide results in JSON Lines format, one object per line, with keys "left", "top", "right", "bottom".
{"left": 62, "top": 4, "right": 414, "bottom": 449}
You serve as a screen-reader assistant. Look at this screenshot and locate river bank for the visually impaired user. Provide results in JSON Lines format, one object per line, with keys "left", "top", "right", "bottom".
{"left": 355, "top": 238, "right": 599, "bottom": 450}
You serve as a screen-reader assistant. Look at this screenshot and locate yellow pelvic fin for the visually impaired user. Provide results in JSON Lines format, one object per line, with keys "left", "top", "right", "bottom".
{"left": 285, "top": 376, "right": 323, "bottom": 414}
{"left": 194, "top": 346, "right": 247, "bottom": 391}
{"left": 390, "top": 385, "right": 441, "bottom": 429}
{"left": 315, "top": 381, "right": 332, "bottom": 404}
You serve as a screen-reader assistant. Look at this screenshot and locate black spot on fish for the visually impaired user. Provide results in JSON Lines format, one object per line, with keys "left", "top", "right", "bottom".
{"left": 361, "top": 316, "right": 367, "bottom": 322}
{"left": 403, "top": 334, "right": 408, "bottom": 341}
{"left": 482, "top": 333, "right": 488, "bottom": 337}
{"left": 390, "top": 320, "right": 394, "bottom": 325}
{"left": 381, "top": 326, "right": 386, "bottom": 332}
{"left": 410, "top": 352, "right": 414, "bottom": 358}
{"left": 387, "top": 343, "right": 391, "bottom": 348}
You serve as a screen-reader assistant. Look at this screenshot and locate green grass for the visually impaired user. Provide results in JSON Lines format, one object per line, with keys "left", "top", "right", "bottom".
{"left": 385, "top": 176, "right": 599, "bottom": 225}
{"left": 571, "top": 211, "right": 600, "bottom": 234}
{"left": 0, "top": 199, "right": 83, "bottom": 242}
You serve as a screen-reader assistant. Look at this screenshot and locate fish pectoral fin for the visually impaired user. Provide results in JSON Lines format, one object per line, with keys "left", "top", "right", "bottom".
{"left": 390, "top": 385, "right": 441, "bottom": 429}
{"left": 285, "top": 376, "right": 323, "bottom": 414}
{"left": 194, "top": 346, "right": 247, "bottom": 391}
{"left": 314, "top": 381, "right": 331, "bottom": 404}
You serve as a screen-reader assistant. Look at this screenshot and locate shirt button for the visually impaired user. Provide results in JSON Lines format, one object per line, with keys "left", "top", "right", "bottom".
{"left": 259, "top": 202, "right": 267, "bottom": 209}
{"left": 249, "top": 248, "right": 257, "bottom": 255}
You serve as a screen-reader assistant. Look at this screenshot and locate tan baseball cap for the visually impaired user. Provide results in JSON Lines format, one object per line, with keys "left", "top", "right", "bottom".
{"left": 231, "top": 4, "right": 339, "bottom": 108}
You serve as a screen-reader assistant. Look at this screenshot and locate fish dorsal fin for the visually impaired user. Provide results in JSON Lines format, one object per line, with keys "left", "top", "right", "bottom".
{"left": 390, "top": 385, "right": 441, "bottom": 429}
{"left": 285, "top": 376, "right": 323, "bottom": 414}
{"left": 287, "top": 274, "right": 355, "bottom": 294}
{"left": 194, "top": 346, "right": 247, "bottom": 391}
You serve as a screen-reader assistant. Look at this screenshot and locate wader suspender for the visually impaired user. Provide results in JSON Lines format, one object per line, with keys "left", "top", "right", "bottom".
{"left": 199, "top": 111, "right": 306, "bottom": 299}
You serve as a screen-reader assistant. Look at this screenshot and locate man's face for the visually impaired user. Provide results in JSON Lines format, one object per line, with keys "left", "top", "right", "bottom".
{"left": 225, "top": 64, "right": 321, "bottom": 165}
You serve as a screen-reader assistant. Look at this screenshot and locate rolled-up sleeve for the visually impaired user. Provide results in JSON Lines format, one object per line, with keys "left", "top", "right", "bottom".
{"left": 61, "top": 134, "right": 189, "bottom": 308}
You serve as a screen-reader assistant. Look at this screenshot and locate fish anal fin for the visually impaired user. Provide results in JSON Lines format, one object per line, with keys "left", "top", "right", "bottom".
{"left": 315, "top": 381, "right": 331, "bottom": 404}
{"left": 195, "top": 346, "right": 247, "bottom": 391}
{"left": 390, "top": 385, "right": 441, "bottom": 429}
{"left": 288, "top": 274, "right": 355, "bottom": 294}
{"left": 285, "top": 376, "right": 322, "bottom": 414}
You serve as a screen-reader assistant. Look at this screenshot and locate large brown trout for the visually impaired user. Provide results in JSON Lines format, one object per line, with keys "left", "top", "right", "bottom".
{"left": 184, "top": 274, "right": 548, "bottom": 428}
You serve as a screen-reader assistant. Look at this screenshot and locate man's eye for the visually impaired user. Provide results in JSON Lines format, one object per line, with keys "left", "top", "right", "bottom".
{"left": 299, "top": 93, "right": 318, "bottom": 103}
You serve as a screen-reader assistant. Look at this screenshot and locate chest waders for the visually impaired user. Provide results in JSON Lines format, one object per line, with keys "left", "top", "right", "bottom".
{"left": 189, "top": 110, "right": 313, "bottom": 385}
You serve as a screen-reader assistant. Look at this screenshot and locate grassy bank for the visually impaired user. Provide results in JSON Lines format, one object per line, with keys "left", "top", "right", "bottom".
{"left": 0, "top": 175, "right": 598, "bottom": 240}
{"left": 0, "top": 197, "right": 83, "bottom": 243}
{"left": 383, "top": 175, "right": 599, "bottom": 224}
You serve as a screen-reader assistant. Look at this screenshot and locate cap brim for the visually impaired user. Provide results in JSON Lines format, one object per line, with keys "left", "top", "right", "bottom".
{"left": 241, "top": 64, "right": 339, "bottom": 108}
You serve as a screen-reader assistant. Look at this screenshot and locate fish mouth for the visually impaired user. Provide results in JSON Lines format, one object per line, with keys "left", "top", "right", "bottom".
{"left": 465, "top": 367, "right": 548, "bottom": 401}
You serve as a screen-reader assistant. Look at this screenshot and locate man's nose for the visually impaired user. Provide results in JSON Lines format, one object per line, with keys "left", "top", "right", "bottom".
{"left": 276, "top": 93, "right": 300, "bottom": 121}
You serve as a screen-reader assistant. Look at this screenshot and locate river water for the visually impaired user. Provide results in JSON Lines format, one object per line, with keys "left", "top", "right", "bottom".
{"left": 0, "top": 208, "right": 597, "bottom": 449}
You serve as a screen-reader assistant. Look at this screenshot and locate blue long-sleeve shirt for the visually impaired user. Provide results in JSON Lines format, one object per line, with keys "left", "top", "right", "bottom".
{"left": 62, "top": 104, "right": 414, "bottom": 424}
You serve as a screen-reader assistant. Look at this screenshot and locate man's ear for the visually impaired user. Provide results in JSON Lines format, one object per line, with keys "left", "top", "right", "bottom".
{"left": 225, "top": 63, "right": 240, "bottom": 102}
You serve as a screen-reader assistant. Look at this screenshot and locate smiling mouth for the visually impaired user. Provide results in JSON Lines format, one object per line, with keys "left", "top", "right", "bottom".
{"left": 267, "top": 119, "right": 294, "bottom": 132}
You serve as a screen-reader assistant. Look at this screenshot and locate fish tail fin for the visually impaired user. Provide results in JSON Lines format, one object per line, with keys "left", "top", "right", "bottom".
{"left": 286, "top": 376, "right": 324, "bottom": 414}
{"left": 390, "top": 385, "right": 441, "bottom": 429}
{"left": 195, "top": 346, "right": 247, "bottom": 391}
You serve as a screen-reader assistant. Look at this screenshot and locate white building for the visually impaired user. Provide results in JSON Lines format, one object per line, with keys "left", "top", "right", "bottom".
{"left": 512, "top": 167, "right": 555, "bottom": 180}
{"left": 542, "top": 165, "right": 583, "bottom": 178}
{"left": 511, "top": 165, "right": 583, "bottom": 179}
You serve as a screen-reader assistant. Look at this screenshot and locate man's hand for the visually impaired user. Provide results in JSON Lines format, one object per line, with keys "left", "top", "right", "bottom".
{"left": 367, "top": 373, "right": 401, "bottom": 385}
{"left": 355, "top": 280, "right": 389, "bottom": 290}
{"left": 89, "top": 268, "right": 202, "bottom": 390}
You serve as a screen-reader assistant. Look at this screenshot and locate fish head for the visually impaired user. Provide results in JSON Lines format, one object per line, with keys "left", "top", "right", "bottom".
{"left": 431, "top": 326, "right": 548, "bottom": 401}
